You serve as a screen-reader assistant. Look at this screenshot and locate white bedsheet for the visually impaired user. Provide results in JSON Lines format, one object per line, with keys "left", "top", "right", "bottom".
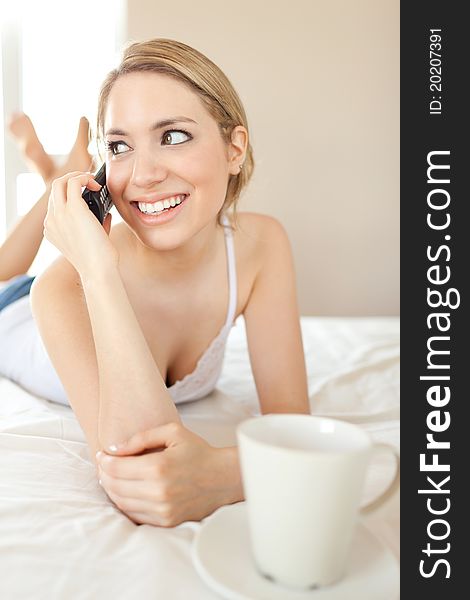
{"left": 0, "top": 316, "right": 399, "bottom": 599}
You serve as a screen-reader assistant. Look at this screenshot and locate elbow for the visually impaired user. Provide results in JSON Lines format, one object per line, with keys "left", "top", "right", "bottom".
{"left": 97, "top": 420, "right": 129, "bottom": 451}
{"left": 97, "top": 408, "right": 183, "bottom": 451}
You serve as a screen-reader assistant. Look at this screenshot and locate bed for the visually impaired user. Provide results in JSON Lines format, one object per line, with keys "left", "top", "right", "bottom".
{"left": 0, "top": 315, "right": 400, "bottom": 599}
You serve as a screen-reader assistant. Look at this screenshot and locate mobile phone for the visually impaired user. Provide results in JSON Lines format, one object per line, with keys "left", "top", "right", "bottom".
{"left": 81, "top": 163, "right": 113, "bottom": 224}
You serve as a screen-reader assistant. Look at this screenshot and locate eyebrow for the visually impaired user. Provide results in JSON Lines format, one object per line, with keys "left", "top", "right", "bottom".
{"left": 105, "top": 116, "right": 197, "bottom": 136}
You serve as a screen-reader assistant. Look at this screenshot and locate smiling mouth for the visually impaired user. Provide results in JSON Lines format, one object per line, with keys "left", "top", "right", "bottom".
{"left": 131, "top": 194, "right": 188, "bottom": 215}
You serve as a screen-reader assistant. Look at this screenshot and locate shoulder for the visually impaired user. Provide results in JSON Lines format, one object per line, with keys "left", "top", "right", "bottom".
{"left": 231, "top": 211, "right": 292, "bottom": 269}
{"left": 30, "top": 255, "right": 83, "bottom": 304}
{"left": 232, "top": 211, "right": 288, "bottom": 241}
{"left": 33, "top": 221, "right": 128, "bottom": 293}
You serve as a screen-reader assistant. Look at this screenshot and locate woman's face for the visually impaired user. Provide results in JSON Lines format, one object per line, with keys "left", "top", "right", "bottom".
{"left": 104, "top": 72, "right": 240, "bottom": 250}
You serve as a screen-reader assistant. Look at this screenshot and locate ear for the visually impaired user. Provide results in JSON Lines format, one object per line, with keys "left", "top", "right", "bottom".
{"left": 227, "top": 125, "right": 248, "bottom": 175}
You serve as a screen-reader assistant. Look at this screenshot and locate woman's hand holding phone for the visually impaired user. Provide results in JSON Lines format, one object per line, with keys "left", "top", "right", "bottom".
{"left": 44, "top": 171, "right": 118, "bottom": 279}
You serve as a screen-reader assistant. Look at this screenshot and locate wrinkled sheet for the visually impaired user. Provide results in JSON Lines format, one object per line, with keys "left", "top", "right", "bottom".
{"left": 0, "top": 316, "right": 399, "bottom": 599}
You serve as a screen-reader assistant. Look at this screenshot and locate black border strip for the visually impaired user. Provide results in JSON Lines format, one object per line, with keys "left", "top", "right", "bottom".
{"left": 401, "top": 1, "right": 466, "bottom": 595}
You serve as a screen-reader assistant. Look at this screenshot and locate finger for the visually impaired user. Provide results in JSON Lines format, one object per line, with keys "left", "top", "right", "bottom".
{"left": 50, "top": 171, "right": 97, "bottom": 210}
{"left": 51, "top": 170, "right": 91, "bottom": 191}
{"left": 101, "top": 483, "right": 140, "bottom": 510}
{"left": 124, "top": 510, "right": 167, "bottom": 527}
{"left": 99, "top": 468, "right": 161, "bottom": 500}
{"left": 114, "top": 496, "right": 156, "bottom": 515}
{"left": 66, "top": 172, "right": 102, "bottom": 205}
{"left": 99, "top": 476, "right": 170, "bottom": 521}
{"left": 122, "top": 504, "right": 176, "bottom": 528}
{"left": 98, "top": 451, "right": 167, "bottom": 481}
{"left": 107, "top": 421, "right": 183, "bottom": 455}
{"left": 53, "top": 170, "right": 97, "bottom": 185}
{"left": 124, "top": 511, "right": 149, "bottom": 526}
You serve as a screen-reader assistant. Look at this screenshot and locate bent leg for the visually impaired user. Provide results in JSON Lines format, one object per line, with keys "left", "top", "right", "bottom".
{"left": 58, "top": 116, "right": 95, "bottom": 177}
{"left": 0, "top": 188, "right": 49, "bottom": 281}
{"left": 8, "top": 112, "right": 55, "bottom": 182}
{"left": 1, "top": 115, "right": 94, "bottom": 281}
{"left": 0, "top": 294, "right": 69, "bottom": 406}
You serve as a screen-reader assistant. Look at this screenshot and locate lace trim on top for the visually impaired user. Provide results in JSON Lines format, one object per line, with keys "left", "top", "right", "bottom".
{"left": 167, "top": 213, "right": 237, "bottom": 403}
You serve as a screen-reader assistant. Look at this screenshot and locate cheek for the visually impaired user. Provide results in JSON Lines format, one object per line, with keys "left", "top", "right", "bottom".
{"left": 106, "top": 164, "right": 129, "bottom": 198}
{"left": 186, "top": 144, "right": 229, "bottom": 190}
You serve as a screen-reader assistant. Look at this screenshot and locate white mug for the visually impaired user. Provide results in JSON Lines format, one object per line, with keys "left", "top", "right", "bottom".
{"left": 236, "top": 414, "right": 400, "bottom": 590}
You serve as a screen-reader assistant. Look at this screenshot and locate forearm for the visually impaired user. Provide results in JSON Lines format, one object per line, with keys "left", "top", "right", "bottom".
{"left": 0, "top": 186, "right": 50, "bottom": 280}
{"left": 80, "top": 267, "right": 181, "bottom": 448}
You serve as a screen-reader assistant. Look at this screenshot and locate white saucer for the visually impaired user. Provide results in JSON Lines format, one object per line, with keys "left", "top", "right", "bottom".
{"left": 192, "top": 502, "right": 399, "bottom": 600}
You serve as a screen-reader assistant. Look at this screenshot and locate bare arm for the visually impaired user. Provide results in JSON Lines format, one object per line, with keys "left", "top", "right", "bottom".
{"left": 31, "top": 257, "right": 181, "bottom": 466}
{"left": 213, "top": 217, "right": 310, "bottom": 506}
{"left": 80, "top": 267, "right": 181, "bottom": 448}
{"left": 243, "top": 216, "right": 310, "bottom": 415}
{"left": 30, "top": 170, "right": 181, "bottom": 478}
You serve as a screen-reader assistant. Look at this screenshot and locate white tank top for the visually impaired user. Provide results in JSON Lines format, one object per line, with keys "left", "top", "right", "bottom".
{"left": 0, "top": 214, "right": 238, "bottom": 406}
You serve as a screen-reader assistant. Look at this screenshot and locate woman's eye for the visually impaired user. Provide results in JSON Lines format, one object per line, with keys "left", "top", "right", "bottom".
{"left": 106, "top": 141, "right": 129, "bottom": 155}
{"left": 162, "top": 130, "right": 191, "bottom": 145}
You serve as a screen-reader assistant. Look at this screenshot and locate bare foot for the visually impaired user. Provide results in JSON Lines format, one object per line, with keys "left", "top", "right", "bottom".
{"left": 8, "top": 112, "right": 55, "bottom": 182}
{"left": 55, "top": 116, "right": 95, "bottom": 180}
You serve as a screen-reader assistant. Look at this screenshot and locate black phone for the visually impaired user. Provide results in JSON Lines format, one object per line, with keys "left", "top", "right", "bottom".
{"left": 81, "top": 163, "right": 113, "bottom": 224}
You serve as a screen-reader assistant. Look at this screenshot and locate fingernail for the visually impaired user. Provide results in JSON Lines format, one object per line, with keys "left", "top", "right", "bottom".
{"left": 108, "top": 445, "right": 119, "bottom": 452}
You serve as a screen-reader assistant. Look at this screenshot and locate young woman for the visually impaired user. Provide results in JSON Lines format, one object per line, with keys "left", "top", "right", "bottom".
{"left": 0, "top": 39, "right": 309, "bottom": 527}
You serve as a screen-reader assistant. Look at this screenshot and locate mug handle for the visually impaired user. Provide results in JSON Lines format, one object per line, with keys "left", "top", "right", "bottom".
{"left": 360, "top": 442, "right": 400, "bottom": 516}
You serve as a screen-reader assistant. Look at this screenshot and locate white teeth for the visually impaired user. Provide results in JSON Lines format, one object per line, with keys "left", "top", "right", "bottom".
{"left": 136, "top": 194, "right": 186, "bottom": 214}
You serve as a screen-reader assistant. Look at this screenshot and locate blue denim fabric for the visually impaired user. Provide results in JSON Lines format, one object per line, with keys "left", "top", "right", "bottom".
{"left": 0, "top": 274, "right": 36, "bottom": 312}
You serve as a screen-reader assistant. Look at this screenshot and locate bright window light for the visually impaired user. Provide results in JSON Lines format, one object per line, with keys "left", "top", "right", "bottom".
{"left": 0, "top": 38, "right": 5, "bottom": 236}
{"left": 21, "top": 0, "right": 121, "bottom": 155}
{"left": 1, "top": 0, "right": 124, "bottom": 274}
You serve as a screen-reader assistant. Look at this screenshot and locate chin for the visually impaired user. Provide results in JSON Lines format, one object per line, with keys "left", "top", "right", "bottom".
{"left": 133, "top": 229, "right": 188, "bottom": 253}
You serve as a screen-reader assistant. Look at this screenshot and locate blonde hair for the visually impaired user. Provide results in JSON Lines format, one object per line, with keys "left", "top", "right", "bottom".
{"left": 96, "top": 38, "right": 254, "bottom": 227}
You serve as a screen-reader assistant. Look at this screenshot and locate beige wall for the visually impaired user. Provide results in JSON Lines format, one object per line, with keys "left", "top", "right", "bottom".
{"left": 125, "top": 0, "right": 399, "bottom": 316}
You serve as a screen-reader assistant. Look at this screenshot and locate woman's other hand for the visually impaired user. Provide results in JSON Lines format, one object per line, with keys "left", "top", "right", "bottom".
{"left": 96, "top": 422, "right": 237, "bottom": 527}
{"left": 43, "top": 171, "right": 117, "bottom": 278}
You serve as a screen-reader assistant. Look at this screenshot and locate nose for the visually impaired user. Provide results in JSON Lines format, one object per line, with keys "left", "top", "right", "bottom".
{"left": 130, "top": 152, "right": 168, "bottom": 188}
